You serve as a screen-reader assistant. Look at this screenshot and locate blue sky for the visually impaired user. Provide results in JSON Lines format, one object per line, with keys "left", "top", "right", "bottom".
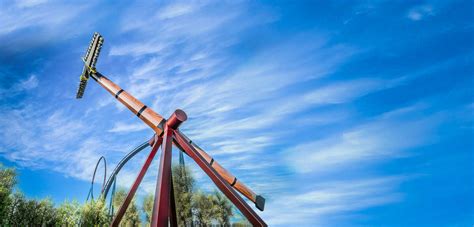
{"left": 0, "top": 0, "right": 473, "bottom": 226}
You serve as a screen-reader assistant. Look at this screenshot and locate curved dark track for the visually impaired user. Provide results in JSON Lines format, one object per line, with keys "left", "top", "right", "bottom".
{"left": 87, "top": 156, "right": 106, "bottom": 201}
{"left": 86, "top": 140, "right": 151, "bottom": 218}
{"left": 102, "top": 141, "right": 150, "bottom": 199}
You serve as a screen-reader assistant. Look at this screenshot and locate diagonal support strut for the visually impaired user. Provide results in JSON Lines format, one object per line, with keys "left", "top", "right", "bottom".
{"left": 111, "top": 135, "right": 163, "bottom": 226}
{"left": 173, "top": 130, "right": 267, "bottom": 226}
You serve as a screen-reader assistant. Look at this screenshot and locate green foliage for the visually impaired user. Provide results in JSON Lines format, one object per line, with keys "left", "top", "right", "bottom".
{"left": 56, "top": 199, "right": 81, "bottom": 226}
{"left": 193, "top": 191, "right": 216, "bottom": 226}
{"left": 113, "top": 188, "right": 141, "bottom": 226}
{"left": 212, "top": 190, "right": 233, "bottom": 226}
{"left": 0, "top": 163, "right": 110, "bottom": 226}
{"left": 6, "top": 192, "right": 60, "bottom": 226}
{"left": 36, "top": 198, "right": 59, "bottom": 225}
{"left": 0, "top": 161, "right": 240, "bottom": 226}
{"left": 232, "top": 211, "right": 252, "bottom": 227}
{"left": 142, "top": 193, "right": 154, "bottom": 226}
{"left": 232, "top": 220, "right": 252, "bottom": 227}
{"left": 0, "top": 163, "right": 16, "bottom": 224}
{"left": 173, "top": 164, "right": 194, "bottom": 226}
{"left": 80, "top": 199, "right": 109, "bottom": 226}
{"left": 144, "top": 164, "right": 235, "bottom": 226}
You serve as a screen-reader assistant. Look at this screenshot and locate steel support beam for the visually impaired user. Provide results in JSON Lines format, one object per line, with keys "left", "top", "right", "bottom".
{"left": 169, "top": 173, "right": 178, "bottom": 226}
{"left": 151, "top": 110, "right": 187, "bottom": 227}
{"left": 111, "top": 135, "right": 163, "bottom": 227}
{"left": 173, "top": 130, "right": 267, "bottom": 227}
{"left": 151, "top": 126, "right": 173, "bottom": 227}
{"left": 171, "top": 134, "right": 265, "bottom": 211}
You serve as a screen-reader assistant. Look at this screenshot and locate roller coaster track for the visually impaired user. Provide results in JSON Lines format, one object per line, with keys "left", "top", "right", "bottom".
{"left": 87, "top": 140, "right": 150, "bottom": 212}
{"left": 102, "top": 141, "right": 150, "bottom": 198}
{"left": 86, "top": 156, "right": 106, "bottom": 201}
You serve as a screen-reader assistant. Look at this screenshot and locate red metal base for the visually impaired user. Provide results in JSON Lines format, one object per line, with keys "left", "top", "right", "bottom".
{"left": 110, "top": 110, "right": 266, "bottom": 226}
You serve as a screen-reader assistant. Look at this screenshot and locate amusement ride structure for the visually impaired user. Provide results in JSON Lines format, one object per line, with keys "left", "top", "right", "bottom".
{"left": 77, "top": 33, "right": 267, "bottom": 226}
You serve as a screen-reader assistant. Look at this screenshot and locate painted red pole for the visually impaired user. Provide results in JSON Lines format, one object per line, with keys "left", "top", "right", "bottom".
{"left": 169, "top": 173, "right": 178, "bottom": 226}
{"left": 151, "top": 110, "right": 187, "bottom": 227}
{"left": 111, "top": 135, "right": 163, "bottom": 227}
{"left": 173, "top": 130, "right": 267, "bottom": 227}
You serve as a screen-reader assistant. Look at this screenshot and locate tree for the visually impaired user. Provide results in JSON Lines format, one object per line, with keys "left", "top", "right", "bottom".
{"left": 212, "top": 191, "right": 233, "bottom": 226}
{"left": 35, "top": 198, "right": 58, "bottom": 225}
{"left": 173, "top": 164, "right": 194, "bottom": 226}
{"left": 0, "top": 161, "right": 122, "bottom": 226}
{"left": 0, "top": 160, "right": 243, "bottom": 226}
{"left": 232, "top": 220, "right": 252, "bottom": 227}
{"left": 0, "top": 163, "right": 16, "bottom": 224}
{"left": 142, "top": 193, "right": 154, "bottom": 226}
{"left": 193, "top": 191, "right": 216, "bottom": 226}
{"left": 142, "top": 164, "right": 195, "bottom": 226}
{"left": 6, "top": 192, "right": 60, "bottom": 226}
{"left": 6, "top": 192, "right": 30, "bottom": 226}
{"left": 80, "top": 199, "right": 109, "bottom": 226}
{"left": 113, "top": 188, "right": 141, "bottom": 226}
{"left": 56, "top": 200, "right": 81, "bottom": 226}
{"left": 232, "top": 211, "right": 252, "bottom": 227}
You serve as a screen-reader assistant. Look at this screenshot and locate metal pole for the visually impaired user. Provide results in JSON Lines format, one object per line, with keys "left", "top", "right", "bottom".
{"left": 151, "top": 110, "right": 187, "bottom": 226}
{"left": 111, "top": 135, "right": 163, "bottom": 226}
{"left": 172, "top": 132, "right": 264, "bottom": 210}
{"left": 173, "top": 131, "right": 267, "bottom": 227}
{"left": 170, "top": 172, "right": 178, "bottom": 226}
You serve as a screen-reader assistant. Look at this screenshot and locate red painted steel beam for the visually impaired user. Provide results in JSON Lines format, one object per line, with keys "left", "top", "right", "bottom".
{"left": 111, "top": 135, "right": 163, "bottom": 227}
{"left": 173, "top": 131, "right": 267, "bottom": 227}
{"left": 169, "top": 173, "right": 178, "bottom": 226}
{"left": 151, "top": 110, "right": 187, "bottom": 227}
{"left": 90, "top": 72, "right": 166, "bottom": 135}
{"left": 172, "top": 132, "right": 265, "bottom": 211}
{"left": 151, "top": 126, "right": 173, "bottom": 227}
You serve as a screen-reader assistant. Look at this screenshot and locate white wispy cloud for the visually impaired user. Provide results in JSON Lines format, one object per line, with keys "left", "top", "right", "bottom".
{"left": 0, "top": 1, "right": 90, "bottom": 37}
{"left": 304, "top": 78, "right": 385, "bottom": 105}
{"left": 109, "top": 43, "right": 165, "bottom": 57}
{"left": 0, "top": 107, "right": 88, "bottom": 172}
{"left": 108, "top": 122, "right": 148, "bottom": 133}
{"left": 0, "top": 103, "right": 136, "bottom": 184}
{"left": 0, "top": 74, "right": 39, "bottom": 97}
{"left": 17, "top": 74, "right": 39, "bottom": 90}
{"left": 263, "top": 176, "right": 406, "bottom": 226}
{"left": 287, "top": 103, "right": 440, "bottom": 174}
{"left": 101, "top": 3, "right": 338, "bottom": 164}
{"left": 407, "top": 5, "right": 435, "bottom": 21}
{"left": 158, "top": 3, "right": 197, "bottom": 19}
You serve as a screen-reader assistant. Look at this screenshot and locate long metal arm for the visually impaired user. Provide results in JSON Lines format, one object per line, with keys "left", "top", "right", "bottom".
{"left": 90, "top": 72, "right": 166, "bottom": 135}
{"left": 173, "top": 130, "right": 265, "bottom": 211}
{"left": 174, "top": 131, "right": 267, "bottom": 226}
{"left": 89, "top": 71, "right": 264, "bottom": 210}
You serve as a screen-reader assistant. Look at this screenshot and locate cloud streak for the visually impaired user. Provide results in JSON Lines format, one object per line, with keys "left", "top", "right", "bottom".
{"left": 264, "top": 176, "right": 405, "bottom": 226}
{"left": 287, "top": 103, "right": 441, "bottom": 173}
